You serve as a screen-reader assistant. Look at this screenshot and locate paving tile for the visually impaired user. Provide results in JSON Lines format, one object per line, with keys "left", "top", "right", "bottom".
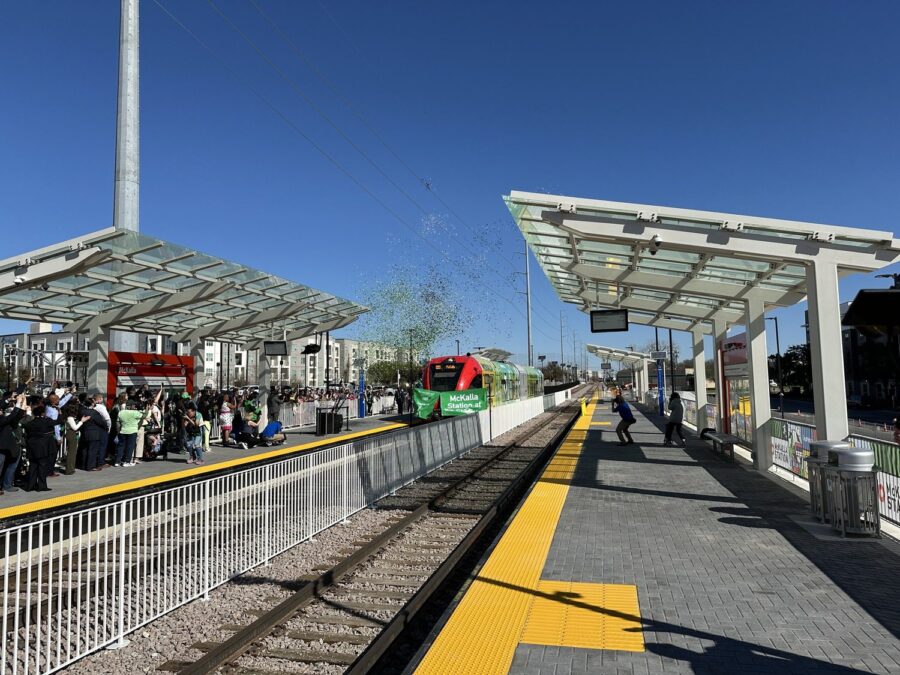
{"left": 511, "top": 404, "right": 900, "bottom": 674}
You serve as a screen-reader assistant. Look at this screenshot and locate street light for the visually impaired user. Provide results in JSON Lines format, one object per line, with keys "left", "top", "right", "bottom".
{"left": 766, "top": 316, "right": 784, "bottom": 416}
{"left": 455, "top": 339, "right": 460, "bottom": 356}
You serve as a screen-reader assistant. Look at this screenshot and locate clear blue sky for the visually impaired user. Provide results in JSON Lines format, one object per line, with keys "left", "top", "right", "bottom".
{"left": 1, "top": 1, "right": 898, "bottom": 369}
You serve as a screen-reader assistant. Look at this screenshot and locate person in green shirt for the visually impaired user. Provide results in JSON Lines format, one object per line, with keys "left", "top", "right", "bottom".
{"left": 115, "top": 401, "right": 143, "bottom": 467}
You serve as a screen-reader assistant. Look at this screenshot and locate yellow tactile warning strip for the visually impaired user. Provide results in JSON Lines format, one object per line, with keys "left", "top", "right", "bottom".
{"left": 590, "top": 421, "right": 611, "bottom": 426}
{"left": 415, "top": 393, "right": 642, "bottom": 675}
{"left": 0, "top": 422, "right": 407, "bottom": 521}
{"left": 521, "top": 581, "right": 644, "bottom": 651}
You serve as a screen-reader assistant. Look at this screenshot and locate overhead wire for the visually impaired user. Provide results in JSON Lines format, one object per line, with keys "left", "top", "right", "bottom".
{"left": 151, "top": 0, "right": 560, "bottom": 345}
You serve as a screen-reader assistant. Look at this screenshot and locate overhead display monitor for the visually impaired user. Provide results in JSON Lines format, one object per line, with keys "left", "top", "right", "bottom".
{"left": 601, "top": 362, "right": 612, "bottom": 370}
{"left": 263, "top": 340, "right": 289, "bottom": 357}
{"left": 590, "top": 309, "right": 629, "bottom": 333}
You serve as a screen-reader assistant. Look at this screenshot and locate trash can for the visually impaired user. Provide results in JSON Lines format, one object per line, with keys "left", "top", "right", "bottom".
{"left": 806, "top": 440, "right": 849, "bottom": 523}
{"left": 315, "top": 411, "right": 343, "bottom": 436}
{"left": 823, "top": 445, "right": 879, "bottom": 537}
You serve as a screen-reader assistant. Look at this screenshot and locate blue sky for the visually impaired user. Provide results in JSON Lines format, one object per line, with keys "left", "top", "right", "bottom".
{"left": 1, "top": 0, "right": 898, "bottom": 369}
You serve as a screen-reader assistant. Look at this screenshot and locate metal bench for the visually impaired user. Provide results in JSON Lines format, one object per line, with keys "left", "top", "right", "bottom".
{"left": 699, "top": 428, "right": 741, "bottom": 462}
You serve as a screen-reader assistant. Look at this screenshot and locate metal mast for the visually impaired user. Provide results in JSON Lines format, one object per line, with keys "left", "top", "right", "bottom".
{"left": 113, "top": 0, "right": 140, "bottom": 231}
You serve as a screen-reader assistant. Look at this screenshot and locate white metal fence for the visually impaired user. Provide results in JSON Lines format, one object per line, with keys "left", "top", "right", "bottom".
{"left": 1, "top": 388, "right": 574, "bottom": 674}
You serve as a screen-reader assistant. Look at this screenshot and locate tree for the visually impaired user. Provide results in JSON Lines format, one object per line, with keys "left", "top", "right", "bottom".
{"left": 358, "top": 263, "right": 472, "bottom": 361}
{"left": 781, "top": 344, "right": 812, "bottom": 392}
{"left": 366, "top": 360, "right": 420, "bottom": 386}
{"left": 541, "top": 362, "right": 566, "bottom": 383}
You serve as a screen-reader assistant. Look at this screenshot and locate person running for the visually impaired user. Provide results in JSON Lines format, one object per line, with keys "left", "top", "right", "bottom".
{"left": 612, "top": 393, "right": 636, "bottom": 446}
{"left": 664, "top": 392, "right": 686, "bottom": 447}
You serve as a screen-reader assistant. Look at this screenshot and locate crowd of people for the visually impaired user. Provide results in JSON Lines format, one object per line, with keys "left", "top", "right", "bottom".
{"left": 0, "top": 379, "right": 407, "bottom": 497}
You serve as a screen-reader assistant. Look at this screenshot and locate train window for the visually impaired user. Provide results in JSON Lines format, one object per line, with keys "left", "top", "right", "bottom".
{"left": 471, "top": 375, "right": 482, "bottom": 389}
{"left": 429, "top": 363, "right": 463, "bottom": 391}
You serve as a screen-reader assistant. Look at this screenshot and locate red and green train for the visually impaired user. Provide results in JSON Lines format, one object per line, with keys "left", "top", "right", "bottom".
{"left": 421, "top": 354, "right": 544, "bottom": 405}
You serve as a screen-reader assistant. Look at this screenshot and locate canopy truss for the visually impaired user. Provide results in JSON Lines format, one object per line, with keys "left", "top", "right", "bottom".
{"left": 586, "top": 345, "right": 650, "bottom": 367}
{"left": 505, "top": 191, "right": 900, "bottom": 332}
{"left": 0, "top": 228, "right": 367, "bottom": 344}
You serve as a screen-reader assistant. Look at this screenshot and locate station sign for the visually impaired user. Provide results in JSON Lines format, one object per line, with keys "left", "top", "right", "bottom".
{"left": 601, "top": 362, "right": 612, "bottom": 370}
{"left": 651, "top": 350, "right": 667, "bottom": 360}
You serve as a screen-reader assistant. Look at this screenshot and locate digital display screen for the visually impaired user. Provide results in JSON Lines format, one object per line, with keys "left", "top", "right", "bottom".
{"left": 263, "top": 341, "right": 289, "bottom": 357}
{"left": 590, "top": 309, "right": 629, "bottom": 333}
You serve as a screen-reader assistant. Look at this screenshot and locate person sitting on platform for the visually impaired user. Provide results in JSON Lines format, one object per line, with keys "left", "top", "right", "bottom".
{"left": 258, "top": 413, "right": 286, "bottom": 446}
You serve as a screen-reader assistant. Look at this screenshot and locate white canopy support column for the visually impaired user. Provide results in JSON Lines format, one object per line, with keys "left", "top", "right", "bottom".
{"left": 641, "top": 359, "right": 649, "bottom": 403}
{"left": 746, "top": 297, "right": 771, "bottom": 470}
{"left": 86, "top": 326, "right": 110, "bottom": 396}
{"left": 806, "top": 260, "right": 849, "bottom": 441}
{"left": 190, "top": 342, "right": 205, "bottom": 393}
{"left": 712, "top": 319, "right": 727, "bottom": 432}
{"left": 258, "top": 351, "right": 272, "bottom": 426}
{"left": 692, "top": 329, "right": 708, "bottom": 431}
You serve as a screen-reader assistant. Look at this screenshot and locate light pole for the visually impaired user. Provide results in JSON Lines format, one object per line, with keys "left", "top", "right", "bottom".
{"left": 766, "top": 316, "right": 784, "bottom": 416}
{"left": 407, "top": 329, "right": 415, "bottom": 426}
{"left": 455, "top": 339, "right": 460, "bottom": 356}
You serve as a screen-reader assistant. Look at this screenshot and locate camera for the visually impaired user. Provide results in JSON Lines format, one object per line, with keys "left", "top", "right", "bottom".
{"left": 648, "top": 234, "right": 663, "bottom": 256}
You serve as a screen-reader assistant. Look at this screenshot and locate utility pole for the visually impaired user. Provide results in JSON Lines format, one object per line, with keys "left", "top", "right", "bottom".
{"left": 560, "top": 311, "right": 564, "bottom": 368}
{"left": 455, "top": 339, "right": 460, "bottom": 356}
{"left": 525, "top": 241, "right": 533, "bottom": 366}
{"left": 668, "top": 328, "right": 676, "bottom": 395}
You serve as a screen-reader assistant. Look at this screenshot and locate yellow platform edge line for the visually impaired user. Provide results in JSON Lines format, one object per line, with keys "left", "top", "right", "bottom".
{"left": 414, "top": 393, "right": 600, "bottom": 675}
{"left": 0, "top": 422, "right": 407, "bottom": 521}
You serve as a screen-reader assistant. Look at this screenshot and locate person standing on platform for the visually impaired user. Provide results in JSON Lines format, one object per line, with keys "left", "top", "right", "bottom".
{"left": 45, "top": 388, "right": 72, "bottom": 478}
{"left": 63, "top": 401, "right": 89, "bottom": 474}
{"left": 91, "top": 394, "right": 112, "bottom": 466}
{"left": 0, "top": 391, "right": 27, "bottom": 495}
{"left": 218, "top": 392, "right": 235, "bottom": 447}
{"left": 612, "top": 393, "right": 636, "bottom": 446}
{"left": 183, "top": 405, "right": 205, "bottom": 465}
{"left": 664, "top": 392, "right": 686, "bottom": 447}
{"left": 23, "top": 403, "right": 58, "bottom": 491}
{"left": 115, "top": 401, "right": 143, "bottom": 467}
{"left": 80, "top": 399, "right": 109, "bottom": 471}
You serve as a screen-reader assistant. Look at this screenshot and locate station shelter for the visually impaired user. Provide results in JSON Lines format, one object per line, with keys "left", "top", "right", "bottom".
{"left": 0, "top": 227, "right": 368, "bottom": 423}
{"left": 506, "top": 190, "right": 900, "bottom": 469}
{"left": 585, "top": 345, "right": 651, "bottom": 398}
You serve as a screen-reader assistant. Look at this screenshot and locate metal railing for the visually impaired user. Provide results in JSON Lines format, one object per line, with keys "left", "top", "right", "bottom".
{"left": 1, "top": 388, "right": 574, "bottom": 674}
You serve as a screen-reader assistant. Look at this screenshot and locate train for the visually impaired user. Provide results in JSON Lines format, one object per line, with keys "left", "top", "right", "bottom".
{"left": 421, "top": 353, "right": 544, "bottom": 406}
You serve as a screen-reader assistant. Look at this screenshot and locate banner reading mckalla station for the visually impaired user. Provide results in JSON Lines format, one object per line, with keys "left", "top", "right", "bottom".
{"left": 413, "top": 388, "right": 489, "bottom": 419}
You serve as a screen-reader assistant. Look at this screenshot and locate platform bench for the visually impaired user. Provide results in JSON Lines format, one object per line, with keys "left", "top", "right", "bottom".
{"left": 699, "top": 429, "right": 742, "bottom": 462}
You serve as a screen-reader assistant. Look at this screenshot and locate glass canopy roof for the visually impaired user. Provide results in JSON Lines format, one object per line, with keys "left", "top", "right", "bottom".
{"left": 505, "top": 191, "right": 899, "bottom": 332}
{"left": 0, "top": 228, "right": 367, "bottom": 344}
{"left": 586, "top": 345, "right": 650, "bottom": 365}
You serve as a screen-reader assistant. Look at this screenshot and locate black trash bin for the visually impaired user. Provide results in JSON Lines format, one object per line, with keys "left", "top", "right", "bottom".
{"left": 315, "top": 411, "right": 343, "bottom": 435}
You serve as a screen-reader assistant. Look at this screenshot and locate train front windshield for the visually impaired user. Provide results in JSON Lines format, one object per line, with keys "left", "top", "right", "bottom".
{"left": 429, "top": 362, "right": 463, "bottom": 391}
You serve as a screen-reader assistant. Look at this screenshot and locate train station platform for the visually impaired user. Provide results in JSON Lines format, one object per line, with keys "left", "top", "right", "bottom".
{"left": 414, "top": 396, "right": 900, "bottom": 674}
{"left": 0, "top": 415, "right": 406, "bottom": 523}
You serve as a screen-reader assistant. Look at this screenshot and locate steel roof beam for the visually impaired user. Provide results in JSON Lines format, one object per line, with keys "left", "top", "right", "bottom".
{"left": 172, "top": 301, "right": 310, "bottom": 343}
{"left": 546, "top": 211, "right": 900, "bottom": 272}
{"left": 0, "top": 248, "right": 113, "bottom": 298}
{"left": 63, "top": 280, "right": 233, "bottom": 333}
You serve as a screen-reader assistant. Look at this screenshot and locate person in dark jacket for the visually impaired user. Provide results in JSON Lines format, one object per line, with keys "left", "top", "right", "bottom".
{"left": 79, "top": 400, "right": 109, "bottom": 471}
{"left": 664, "top": 392, "right": 686, "bottom": 447}
{"left": 0, "top": 391, "right": 27, "bottom": 495}
{"left": 612, "top": 393, "right": 636, "bottom": 446}
{"left": 23, "top": 403, "right": 57, "bottom": 491}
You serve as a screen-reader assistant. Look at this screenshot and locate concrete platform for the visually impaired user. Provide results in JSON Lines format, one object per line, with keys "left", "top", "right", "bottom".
{"left": 0, "top": 415, "right": 406, "bottom": 523}
{"left": 414, "top": 395, "right": 900, "bottom": 674}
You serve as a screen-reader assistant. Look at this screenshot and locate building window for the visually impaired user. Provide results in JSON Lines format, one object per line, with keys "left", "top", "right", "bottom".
{"left": 206, "top": 341, "right": 213, "bottom": 348}
{"left": 205, "top": 369, "right": 213, "bottom": 377}
{"left": 57, "top": 341, "right": 71, "bottom": 352}
{"left": 148, "top": 337, "right": 158, "bottom": 353}
{"left": 235, "top": 353, "right": 243, "bottom": 366}
{"left": 206, "top": 353, "right": 214, "bottom": 362}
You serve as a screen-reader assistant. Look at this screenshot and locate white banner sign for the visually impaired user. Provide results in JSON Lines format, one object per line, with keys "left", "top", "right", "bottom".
{"left": 117, "top": 376, "right": 187, "bottom": 387}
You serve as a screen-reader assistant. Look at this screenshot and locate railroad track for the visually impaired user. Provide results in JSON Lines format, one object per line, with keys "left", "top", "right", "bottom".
{"left": 163, "top": 393, "right": 586, "bottom": 674}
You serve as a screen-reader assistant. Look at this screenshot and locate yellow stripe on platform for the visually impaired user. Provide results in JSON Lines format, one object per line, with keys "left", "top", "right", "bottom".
{"left": 590, "top": 421, "right": 611, "bottom": 426}
{"left": 521, "top": 581, "right": 643, "bottom": 651}
{"left": 415, "top": 393, "right": 642, "bottom": 674}
{"left": 0, "top": 422, "right": 406, "bottom": 521}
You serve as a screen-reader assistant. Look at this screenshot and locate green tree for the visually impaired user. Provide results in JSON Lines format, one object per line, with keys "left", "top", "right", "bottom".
{"left": 781, "top": 344, "right": 812, "bottom": 391}
{"left": 367, "top": 360, "right": 420, "bottom": 386}
{"left": 541, "top": 362, "right": 566, "bottom": 383}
